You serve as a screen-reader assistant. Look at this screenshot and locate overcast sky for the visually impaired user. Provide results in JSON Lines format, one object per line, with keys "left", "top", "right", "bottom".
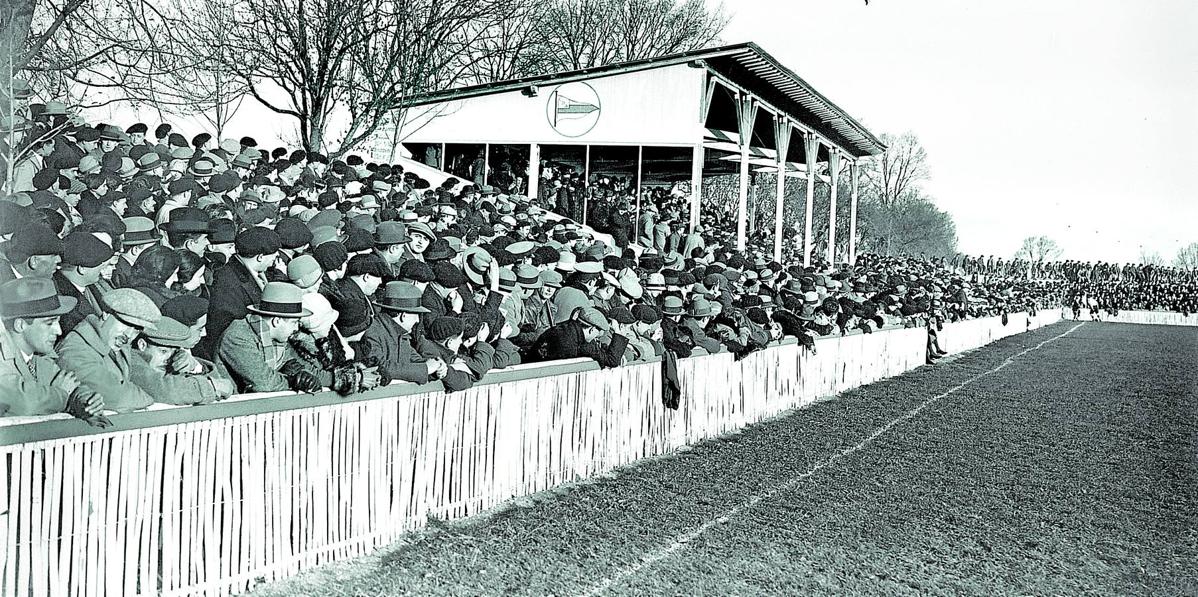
{"left": 722, "top": 0, "right": 1198, "bottom": 263}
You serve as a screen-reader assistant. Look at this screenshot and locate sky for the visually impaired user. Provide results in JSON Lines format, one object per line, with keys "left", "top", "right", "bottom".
{"left": 721, "top": 0, "right": 1198, "bottom": 263}
{"left": 88, "top": 0, "right": 1197, "bottom": 263}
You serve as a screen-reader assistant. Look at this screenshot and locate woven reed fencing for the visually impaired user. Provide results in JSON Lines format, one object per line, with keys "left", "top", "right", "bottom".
{"left": 1, "top": 311, "right": 1060, "bottom": 597}
{"left": 1067, "top": 309, "right": 1198, "bottom": 327}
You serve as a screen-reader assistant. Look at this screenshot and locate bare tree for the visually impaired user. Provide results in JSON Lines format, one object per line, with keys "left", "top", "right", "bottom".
{"left": 858, "top": 131, "right": 929, "bottom": 206}
{"left": 527, "top": 0, "right": 726, "bottom": 74}
{"left": 1174, "top": 242, "right": 1198, "bottom": 269}
{"left": 1014, "top": 235, "right": 1063, "bottom": 262}
{"left": 1137, "top": 249, "right": 1165, "bottom": 266}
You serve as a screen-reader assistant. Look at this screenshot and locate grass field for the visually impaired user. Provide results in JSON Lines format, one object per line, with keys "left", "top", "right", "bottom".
{"left": 250, "top": 321, "right": 1198, "bottom": 596}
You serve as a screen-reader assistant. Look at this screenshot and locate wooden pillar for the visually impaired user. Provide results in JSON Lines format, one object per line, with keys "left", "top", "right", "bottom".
{"left": 690, "top": 144, "right": 704, "bottom": 233}
{"left": 827, "top": 150, "right": 841, "bottom": 265}
{"left": 439, "top": 142, "right": 446, "bottom": 171}
{"left": 849, "top": 160, "right": 860, "bottom": 265}
{"left": 735, "top": 94, "right": 758, "bottom": 252}
{"left": 483, "top": 143, "right": 490, "bottom": 185}
{"left": 802, "top": 132, "right": 820, "bottom": 268}
{"left": 772, "top": 116, "right": 792, "bottom": 264}
{"left": 635, "top": 145, "right": 643, "bottom": 228}
{"left": 527, "top": 143, "right": 540, "bottom": 202}
{"left": 583, "top": 145, "right": 591, "bottom": 225}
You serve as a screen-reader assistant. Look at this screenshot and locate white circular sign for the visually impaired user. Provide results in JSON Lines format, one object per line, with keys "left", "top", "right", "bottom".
{"left": 546, "top": 82, "right": 601, "bottom": 138}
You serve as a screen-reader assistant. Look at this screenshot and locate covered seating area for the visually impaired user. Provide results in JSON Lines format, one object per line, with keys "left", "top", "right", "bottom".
{"left": 391, "top": 42, "right": 885, "bottom": 266}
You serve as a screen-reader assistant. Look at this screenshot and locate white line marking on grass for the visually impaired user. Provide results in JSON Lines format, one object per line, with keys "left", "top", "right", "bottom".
{"left": 580, "top": 322, "right": 1085, "bottom": 597}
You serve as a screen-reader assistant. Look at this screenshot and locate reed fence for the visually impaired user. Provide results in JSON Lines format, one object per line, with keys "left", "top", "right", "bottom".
{"left": 1, "top": 311, "right": 1062, "bottom": 596}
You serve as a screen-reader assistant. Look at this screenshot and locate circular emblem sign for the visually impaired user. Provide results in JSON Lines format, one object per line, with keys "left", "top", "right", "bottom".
{"left": 546, "top": 81, "right": 601, "bottom": 138}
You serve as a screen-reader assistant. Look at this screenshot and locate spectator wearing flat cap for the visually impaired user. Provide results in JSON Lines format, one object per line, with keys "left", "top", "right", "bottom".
{"left": 337, "top": 253, "right": 386, "bottom": 321}
{"left": 130, "top": 316, "right": 236, "bottom": 405}
{"left": 1, "top": 224, "right": 63, "bottom": 284}
{"left": 527, "top": 306, "right": 628, "bottom": 369}
{"left": 56, "top": 288, "right": 163, "bottom": 413}
{"left": 268, "top": 218, "right": 313, "bottom": 283}
{"left": 0, "top": 278, "right": 105, "bottom": 422}
{"left": 199, "top": 226, "right": 279, "bottom": 360}
{"left": 217, "top": 282, "right": 326, "bottom": 393}
{"left": 357, "top": 281, "right": 446, "bottom": 385}
{"left": 53, "top": 231, "right": 115, "bottom": 333}
{"left": 415, "top": 315, "right": 485, "bottom": 393}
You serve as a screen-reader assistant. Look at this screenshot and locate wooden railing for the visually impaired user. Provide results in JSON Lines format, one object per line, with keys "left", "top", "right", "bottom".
{"left": 0, "top": 310, "right": 1062, "bottom": 597}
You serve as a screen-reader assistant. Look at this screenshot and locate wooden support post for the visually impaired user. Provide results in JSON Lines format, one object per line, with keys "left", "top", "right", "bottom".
{"left": 690, "top": 144, "right": 704, "bottom": 233}
{"left": 772, "top": 116, "right": 792, "bottom": 264}
{"left": 583, "top": 145, "right": 591, "bottom": 225}
{"left": 803, "top": 132, "right": 820, "bottom": 268}
{"left": 735, "top": 94, "right": 758, "bottom": 252}
{"left": 827, "top": 151, "right": 840, "bottom": 265}
{"left": 483, "top": 143, "right": 490, "bottom": 185}
{"left": 527, "top": 143, "right": 540, "bottom": 202}
{"left": 635, "top": 145, "right": 643, "bottom": 227}
{"left": 849, "top": 160, "right": 860, "bottom": 265}
{"left": 439, "top": 142, "right": 446, "bottom": 172}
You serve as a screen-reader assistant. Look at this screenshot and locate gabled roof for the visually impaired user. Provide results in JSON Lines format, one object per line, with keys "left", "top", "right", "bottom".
{"left": 396, "top": 42, "right": 885, "bottom": 158}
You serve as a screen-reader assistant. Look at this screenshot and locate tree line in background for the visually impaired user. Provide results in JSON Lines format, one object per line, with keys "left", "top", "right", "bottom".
{"left": 703, "top": 131, "right": 959, "bottom": 259}
{"left": 2, "top": 0, "right": 725, "bottom": 154}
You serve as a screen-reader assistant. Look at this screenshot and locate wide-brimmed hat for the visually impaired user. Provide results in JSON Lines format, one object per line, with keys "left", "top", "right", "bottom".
{"left": 248, "top": 282, "right": 311, "bottom": 318}
{"left": 122, "top": 216, "right": 159, "bottom": 245}
{"left": 661, "top": 295, "right": 685, "bottom": 316}
{"left": 0, "top": 278, "right": 77, "bottom": 320}
{"left": 462, "top": 246, "right": 494, "bottom": 287}
{"left": 375, "top": 282, "right": 430, "bottom": 314}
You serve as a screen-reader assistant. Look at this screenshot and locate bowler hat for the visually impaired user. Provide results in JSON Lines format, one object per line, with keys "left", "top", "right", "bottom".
{"left": 0, "top": 278, "right": 77, "bottom": 320}
{"left": 248, "top": 282, "right": 311, "bottom": 318}
{"left": 375, "top": 282, "right": 430, "bottom": 314}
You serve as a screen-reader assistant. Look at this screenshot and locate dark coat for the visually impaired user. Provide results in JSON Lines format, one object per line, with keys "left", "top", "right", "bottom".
{"left": 527, "top": 320, "right": 629, "bottom": 369}
{"left": 414, "top": 336, "right": 476, "bottom": 393}
{"left": 52, "top": 271, "right": 103, "bottom": 334}
{"left": 355, "top": 314, "right": 429, "bottom": 384}
{"left": 199, "top": 258, "right": 262, "bottom": 360}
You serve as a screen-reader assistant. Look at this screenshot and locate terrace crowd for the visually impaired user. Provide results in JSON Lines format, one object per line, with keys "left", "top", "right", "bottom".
{"left": 0, "top": 102, "right": 1194, "bottom": 425}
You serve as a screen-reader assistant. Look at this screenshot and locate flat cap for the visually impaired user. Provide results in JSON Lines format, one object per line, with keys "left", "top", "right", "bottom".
{"left": 346, "top": 253, "right": 387, "bottom": 278}
{"left": 235, "top": 227, "right": 281, "bottom": 257}
{"left": 574, "top": 306, "right": 610, "bottom": 332}
{"left": 102, "top": 288, "right": 162, "bottom": 329}
{"left": 143, "top": 316, "right": 197, "bottom": 348}
{"left": 62, "top": 231, "right": 114, "bottom": 267}
{"left": 8, "top": 225, "right": 63, "bottom": 259}
{"left": 287, "top": 254, "right": 323, "bottom": 289}
{"left": 275, "top": 217, "right": 313, "bottom": 250}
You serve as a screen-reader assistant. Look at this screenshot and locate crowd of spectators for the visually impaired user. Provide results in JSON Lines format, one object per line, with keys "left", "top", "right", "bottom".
{"left": 0, "top": 101, "right": 1194, "bottom": 425}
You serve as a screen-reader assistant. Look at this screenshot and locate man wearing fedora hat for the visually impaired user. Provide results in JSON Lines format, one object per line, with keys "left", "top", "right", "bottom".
{"left": 0, "top": 279, "right": 106, "bottom": 422}
{"left": 372, "top": 221, "right": 410, "bottom": 283}
{"left": 57, "top": 288, "right": 163, "bottom": 413}
{"left": 112, "top": 216, "right": 159, "bottom": 287}
{"left": 218, "top": 282, "right": 325, "bottom": 393}
{"left": 131, "top": 316, "right": 236, "bottom": 405}
{"left": 682, "top": 297, "right": 723, "bottom": 355}
{"left": 358, "top": 281, "right": 447, "bottom": 384}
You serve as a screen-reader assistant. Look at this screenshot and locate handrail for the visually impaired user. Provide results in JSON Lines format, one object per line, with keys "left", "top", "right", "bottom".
{"left": 0, "top": 313, "right": 1039, "bottom": 446}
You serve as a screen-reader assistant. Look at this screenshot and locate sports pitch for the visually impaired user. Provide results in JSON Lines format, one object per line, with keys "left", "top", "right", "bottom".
{"left": 252, "top": 321, "right": 1198, "bottom": 596}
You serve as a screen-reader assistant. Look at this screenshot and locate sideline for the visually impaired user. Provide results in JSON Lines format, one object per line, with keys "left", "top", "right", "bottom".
{"left": 579, "top": 321, "right": 1087, "bottom": 597}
